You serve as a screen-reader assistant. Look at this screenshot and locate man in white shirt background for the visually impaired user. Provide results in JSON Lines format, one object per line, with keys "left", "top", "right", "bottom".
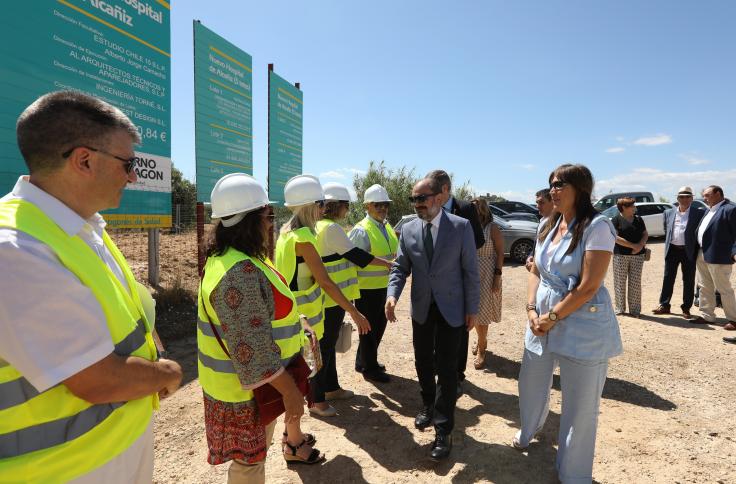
{"left": 689, "top": 185, "right": 736, "bottom": 340}
{"left": 652, "top": 186, "right": 705, "bottom": 319}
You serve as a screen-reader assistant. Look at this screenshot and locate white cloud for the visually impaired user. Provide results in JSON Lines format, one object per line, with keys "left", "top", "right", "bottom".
{"left": 680, "top": 154, "right": 711, "bottom": 166}
{"left": 606, "top": 147, "right": 626, "bottom": 153}
{"left": 595, "top": 167, "right": 736, "bottom": 200}
{"left": 319, "top": 167, "right": 366, "bottom": 180}
{"left": 633, "top": 133, "right": 673, "bottom": 146}
{"left": 319, "top": 170, "right": 346, "bottom": 179}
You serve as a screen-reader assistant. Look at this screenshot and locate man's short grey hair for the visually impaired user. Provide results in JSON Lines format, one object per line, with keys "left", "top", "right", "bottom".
{"left": 426, "top": 169, "right": 451, "bottom": 191}
{"left": 16, "top": 90, "right": 140, "bottom": 174}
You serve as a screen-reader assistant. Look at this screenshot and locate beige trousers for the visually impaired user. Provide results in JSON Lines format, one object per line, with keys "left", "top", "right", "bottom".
{"left": 227, "top": 420, "right": 277, "bottom": 484}
{"left": 696, "top": 251, "right": 736, "bottom": 322}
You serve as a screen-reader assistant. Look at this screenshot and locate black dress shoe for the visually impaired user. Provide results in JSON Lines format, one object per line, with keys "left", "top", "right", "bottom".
{"left": 414, "top": 407, "right": 433, "bottom": 430}
{"left": 363, "top": 371, "right": 390, "bottom": 383}
{"left": 355, "top": 363, "right": 386, "bottom": 373}
{"left": 724, "top": 336, "right": 736, "bottom": 344}
{"left": 430, "top": 433, "right": 452, "bottom": 460}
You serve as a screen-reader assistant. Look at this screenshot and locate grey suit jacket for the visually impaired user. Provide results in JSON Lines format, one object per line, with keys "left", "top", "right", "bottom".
{"left": 387, "top": 210, "right": 480, "bottom": 327}
{"left": 663, "top": 205, "right": 705, "bottom": 261}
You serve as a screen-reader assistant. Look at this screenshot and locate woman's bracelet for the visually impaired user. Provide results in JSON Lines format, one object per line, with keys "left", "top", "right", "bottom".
{"left": 526, "top": 303, "right": 537, "bottom": 312}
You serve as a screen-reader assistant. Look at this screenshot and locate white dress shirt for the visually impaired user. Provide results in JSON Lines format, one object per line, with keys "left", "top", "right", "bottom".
{"left": 421, "top": 209, "right": 442, "bottom": 247}
{"left": 697, "top": 199, "right": 725, "bottom": 247}
{"left": 671, "top": 208, "right": 689, "bottom": 246}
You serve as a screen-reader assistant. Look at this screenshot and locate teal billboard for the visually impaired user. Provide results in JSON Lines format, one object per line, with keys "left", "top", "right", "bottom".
{"left": 268, "top": 70, "right": 303, "bottom": 204}
{"left": 193, "top": 21, "right": 253, "bottom": 203}
{"left": 0, "top": 0, "right": 172, "bottom": 228}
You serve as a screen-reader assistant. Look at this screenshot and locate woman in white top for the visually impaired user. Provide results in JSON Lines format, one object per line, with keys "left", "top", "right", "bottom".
{"left": 517, "top": 164, "right": 622, "bottom": 484}
{"left": 312, "top": 182, "right": 393, "bottom": 415}
{"left": 275, "top": 175, "right": 371, "bottom": 418}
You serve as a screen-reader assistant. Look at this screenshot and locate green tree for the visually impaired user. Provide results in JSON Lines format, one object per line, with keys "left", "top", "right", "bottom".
{"left": 483, "top": 194, "right": 507, "bottom": 203}
{"left": 171, "top": 164, "right": 197, "bottom": 229}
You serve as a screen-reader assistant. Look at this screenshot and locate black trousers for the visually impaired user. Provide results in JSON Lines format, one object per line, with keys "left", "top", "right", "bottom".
{"left": 658, "top": 245, "right": 696, "bottom": 311}
{"left": 355, "top": 287, "right": 388, "bottom": 374}
{"left": 457, "top": 326, "right": 469, "bottom": 381}
{"left": 413, "top": 303, "right": 463, "bottom": 434}
{"left": 311, "top": 306, "right": 344, "bottom": 403}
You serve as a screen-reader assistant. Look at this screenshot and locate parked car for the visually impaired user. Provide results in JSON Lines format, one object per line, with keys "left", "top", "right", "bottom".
{"left": 393, "top": 214, "right": 538, "bottom": 263}
{"left": 594, "top": 191, "right": 654, "bottom": 212}
{"left": 493, "top": 201, "right": 540, "bottom": 219}
{"left": 600, "top": 202, "right": 672, "bottom": 237}
{"left": 490, "top": 204, "right": 539, "bottom": 223}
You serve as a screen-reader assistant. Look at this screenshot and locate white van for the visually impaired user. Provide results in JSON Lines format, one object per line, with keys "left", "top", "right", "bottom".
{"left": 594, "top": 191, "right": 654, "bottom": 212}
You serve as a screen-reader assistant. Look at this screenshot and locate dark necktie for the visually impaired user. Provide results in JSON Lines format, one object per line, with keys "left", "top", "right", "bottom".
{"left": 423, "top": 222, "right": 434, "bottom": 264}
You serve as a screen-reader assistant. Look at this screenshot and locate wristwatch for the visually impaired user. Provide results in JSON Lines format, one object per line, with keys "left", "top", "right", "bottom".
{"left": 526, "top": 303, "right": 536, "bottom": 312}
{"left": 548, "top": 311, "right": 559, "bottom": 321}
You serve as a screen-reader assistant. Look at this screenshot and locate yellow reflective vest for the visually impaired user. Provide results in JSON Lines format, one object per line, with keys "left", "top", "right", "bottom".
{"left": 314, "top": 219, "right": 360, "bottom": 307}
{"left": 354, "top": 216, "right": 398, "bottom": 290}
{"left": 197, "top": 248, "right": 303, "bottom": 403}
{"left": 274, "top": 227, "right": 325, "bottom": 339}
{"left": 0, "top": 199, "right": 158, "bottom": 483}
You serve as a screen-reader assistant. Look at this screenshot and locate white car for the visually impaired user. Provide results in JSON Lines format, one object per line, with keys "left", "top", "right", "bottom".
{"left": 601, "top": 202, "right": 673, "bottom": 237}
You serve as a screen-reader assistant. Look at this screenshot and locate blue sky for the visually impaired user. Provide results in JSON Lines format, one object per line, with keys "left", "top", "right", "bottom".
{"left": 171, "top": 1, "right": 735, "bottom": 203}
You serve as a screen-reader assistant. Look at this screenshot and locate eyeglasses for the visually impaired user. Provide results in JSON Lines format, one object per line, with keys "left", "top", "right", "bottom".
{"left": 314, "top": 200, "right": 325, "bottom": 208}
{"left": 372, "top": 202, "right": 390, "bottom": 209}
{"left": 549, "top": 180, "right": 568, "bottom": 190}
{"left": 677, "top": 194, "right": 692, "bottom": 199}
{"left": 62, "top": 145, "right": 136, "bottom": 174}
{"left": 408, "top": 193, "right": 438, "bottom": 203}
{"left": 622, "top": 203, "right": 635, "bottom": 208}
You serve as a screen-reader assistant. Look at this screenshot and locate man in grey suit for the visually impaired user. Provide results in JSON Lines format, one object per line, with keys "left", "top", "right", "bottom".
{"left": 385, "top": 177, "right": 480, "bottom": 460}
{"left": 652, "top": 186, "right": 705, "bottom": 319}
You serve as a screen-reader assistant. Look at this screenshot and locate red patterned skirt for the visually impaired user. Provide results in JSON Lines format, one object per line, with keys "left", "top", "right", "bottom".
{"left": 203, "top": 394, "right": 268, "bottom": 465}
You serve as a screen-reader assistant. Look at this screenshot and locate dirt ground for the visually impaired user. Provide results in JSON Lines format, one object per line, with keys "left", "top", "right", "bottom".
{"left": 140, "top": 238, "right": 736, "bottom": 483}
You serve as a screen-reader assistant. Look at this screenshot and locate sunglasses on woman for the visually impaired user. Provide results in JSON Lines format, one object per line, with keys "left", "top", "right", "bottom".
{"left": 549, "top": 180, "right": 568, "bottom": 190}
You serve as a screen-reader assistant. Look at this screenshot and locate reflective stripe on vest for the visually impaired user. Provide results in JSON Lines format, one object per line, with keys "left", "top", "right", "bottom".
{"left": 355, "top": 216, "right": 399, "bottom": 290}
{"left": 198, "top": 248, "right": 304, "bottom": 403}
{"left": 274, "top": 227, "right": 325, "bottom": 339}
{"left": 315, "top": 220, "right": 361, "bottom": 307}
{"left": 0, "top": 199, "right": 156, "bottom": 482}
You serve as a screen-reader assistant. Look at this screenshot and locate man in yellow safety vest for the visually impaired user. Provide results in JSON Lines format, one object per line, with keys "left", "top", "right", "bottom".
{"left": 348, "top": 184, "right": 398, "bottom": 383}
{"left": 0, "top": 91, "right": 182, "bottom": 483}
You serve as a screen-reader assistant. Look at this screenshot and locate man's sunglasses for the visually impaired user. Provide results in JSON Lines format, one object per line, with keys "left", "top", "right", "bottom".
{"left": 549, "top": 180, "right": 568, "bottom": 190}
{"left": 62, "top": 145, "right": 136, "bottom": 174}
{"left": 408, "top": 193, "right": 438, "bottom": 203}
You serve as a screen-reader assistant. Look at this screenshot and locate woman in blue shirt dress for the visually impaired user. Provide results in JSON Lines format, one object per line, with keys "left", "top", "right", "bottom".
{"left": 515, "top": 164, "right": 623, "bottom": 484}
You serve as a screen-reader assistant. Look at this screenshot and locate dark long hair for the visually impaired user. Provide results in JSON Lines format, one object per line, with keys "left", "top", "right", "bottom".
{"left": 207, "top": 206, "right": 269, "bottom": 259}
{"left": 472, "top": 197, "right": 493, "bottom": 228}
{"left": 538, "top": 164, "right": 597, "bottom": 254}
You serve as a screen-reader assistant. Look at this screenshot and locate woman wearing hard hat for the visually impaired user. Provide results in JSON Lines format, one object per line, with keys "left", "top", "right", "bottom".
{"left": 314, "top": 182, "right": 394, "bottom": 409}
{"left": 348, "top": 184, "right": 399, "bottom": 383}
{"left": 198, "top": 173, "right": 325, "bottom": 480}
{"left": 275, "top": 175, "right": 375, "bottom": 418}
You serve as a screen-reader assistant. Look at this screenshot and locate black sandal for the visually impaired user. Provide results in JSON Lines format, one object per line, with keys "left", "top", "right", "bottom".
{"left": 282, "top": 439, "right": 325, "bottom": 464}
{"left": 282, "top": 431, "right": 316, "bottom": 446}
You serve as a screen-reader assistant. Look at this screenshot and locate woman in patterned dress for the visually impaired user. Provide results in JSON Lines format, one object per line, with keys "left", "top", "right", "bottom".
{"left": 471, "top": 198, "right": 504, "bottom": 369}
{"left": 199, "top": 174, "right": 325, "bottom": 483}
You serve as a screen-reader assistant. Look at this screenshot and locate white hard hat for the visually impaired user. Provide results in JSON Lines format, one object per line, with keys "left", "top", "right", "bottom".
{"left": 135, "top": 281, "right": 156, "bottom": 330}
{"left": 211, "top": 173, "right": 272, "bottom": 226}
{"left": 323, "top": 182, "right": 354, "bottom": 202}
{"left": 284, "top": 174, "right": 324, "bottom": 207}
{"left": 363, "top": 184, "right": 392, "bottom": 203}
